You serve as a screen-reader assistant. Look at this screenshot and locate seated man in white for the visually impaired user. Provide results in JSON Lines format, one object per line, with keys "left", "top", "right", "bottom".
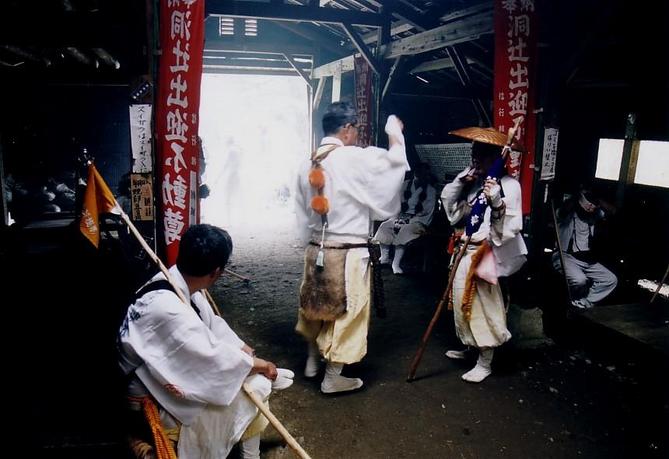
{"left": 374, "top": 162, "right": 437, "bottom": 274}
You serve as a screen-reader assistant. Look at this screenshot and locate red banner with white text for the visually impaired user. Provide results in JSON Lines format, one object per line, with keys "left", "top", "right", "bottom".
{"left": 493, "top": 0, "right": 538, "bottom": 214}
{"left": 354, "top": 57, "right": 373, "bottom": 148}
{"left": 156, "top": 0, "right": 204, "bottom": 264}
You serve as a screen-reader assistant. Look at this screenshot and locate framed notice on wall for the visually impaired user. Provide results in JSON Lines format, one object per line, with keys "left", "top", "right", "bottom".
{"left": 540, "top": 127, "right": 559, "bottom": 181}
{"left": 130, "top": 173, "right": 154, "bottom": 221}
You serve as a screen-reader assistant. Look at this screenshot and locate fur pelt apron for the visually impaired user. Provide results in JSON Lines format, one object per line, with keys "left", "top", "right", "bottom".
{"left": 296, "top": 244, "right": 371, "bottom": 364}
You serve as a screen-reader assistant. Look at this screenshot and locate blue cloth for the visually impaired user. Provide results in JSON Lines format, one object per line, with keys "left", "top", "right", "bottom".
{"left": 465, "top": 156, "right": 505, "bottom": 236}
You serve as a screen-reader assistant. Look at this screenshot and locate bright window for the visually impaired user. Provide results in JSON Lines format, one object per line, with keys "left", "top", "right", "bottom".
{"left": 595, "top": 138, "right": 669, "bottom": 188}
{"left": 634, "top": 140, "right": 669, "bottom": 188}
{"left": 595, "top": 138, "right": 624, "bottom": 180}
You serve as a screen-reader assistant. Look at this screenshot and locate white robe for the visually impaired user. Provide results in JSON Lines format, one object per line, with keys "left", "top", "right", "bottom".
{"left": 119, "top": 266, "right": 265, "bottom": 458}
{"left": 295, "top": 136, "right": 409, "bottom": 245}
{"left": 295, "top": 135, "right": 409, "bottom": 363}
{"left": 440, "top": 171, "right": 526, "bottom": 348}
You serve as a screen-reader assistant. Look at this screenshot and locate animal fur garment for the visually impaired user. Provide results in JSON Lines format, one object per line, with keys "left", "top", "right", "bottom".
{"left": 299, "top": 244, "right": 348, "bottom": 321}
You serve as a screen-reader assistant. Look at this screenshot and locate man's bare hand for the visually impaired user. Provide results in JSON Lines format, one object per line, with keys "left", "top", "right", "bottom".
{"left": 252, "top": 357, "right": 278, "bottom": 381}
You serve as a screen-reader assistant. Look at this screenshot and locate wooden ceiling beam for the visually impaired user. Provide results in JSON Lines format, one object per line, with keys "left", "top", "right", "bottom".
{"left": 206, "top": 0, "right": 383, "bottom": 27}
{"left": 383, "top": 10, "right": 493, "bottom": 59}
{"left": 341, "top": 23, "right": 380, "bottom": 74}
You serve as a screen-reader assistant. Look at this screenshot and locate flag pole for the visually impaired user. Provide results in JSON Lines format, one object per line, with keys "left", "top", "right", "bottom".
{"left": 114, "top": 208, "right": 310, "bottom": 458}
{"left": 204, "top": 288, "right": 222, "bottom": 317}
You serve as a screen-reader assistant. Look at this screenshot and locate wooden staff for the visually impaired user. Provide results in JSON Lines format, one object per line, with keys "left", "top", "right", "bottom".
{"left": 117, "top": 208, "right": 310, "bottom": 458}
{"left": 550, "top": 198, "right": 574, "bottom": 306}
{"left": 407, "top": 236, "right": 470, "bottom": 382}
{"left": 650, "top": 263, "right": 669, "bottom": 304}
{"left": 224, "top": 267, "right": 251, "bottom": 282}
{"left": 243, "top": 383, "right": 312, "bottom": 459}
{"left": 204, "top": 288, "right": 222, "bottom": 317}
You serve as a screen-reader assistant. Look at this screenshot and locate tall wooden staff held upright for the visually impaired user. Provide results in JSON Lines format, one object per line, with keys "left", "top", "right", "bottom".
{"left": 406, "top": 119, "right": 522, "bottom": 382}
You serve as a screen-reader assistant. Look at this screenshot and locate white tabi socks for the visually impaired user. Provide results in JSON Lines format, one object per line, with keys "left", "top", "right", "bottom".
{"left": 445, "top": 349, "right": 467, "bottom": 360}
{"left": 461, "top": 348, "right": 494, "bottom": 383}
{"left": 240, "top": 434, "right": 261, "bottom": 459}
{"left": 304, "top": 341, "right": 320, "bottom": 378}
{"left": 320, "top": 362, "right": 363, "bottom": 394}
{"left": 392, "top": 245, "right": 405, "bottom": 274}
{"left": 379, "top": 244, "right": 391, "bottom": 264}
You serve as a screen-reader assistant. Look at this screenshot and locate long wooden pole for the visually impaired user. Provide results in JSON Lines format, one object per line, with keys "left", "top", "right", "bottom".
{"left": 649, "top": 263, "right": 669, "bottom": 304}
{"left": 550, "top": 198, "right": 573, "bottom": 306}
{"left": 116, "top": 208, "right": 310, "bottom": 458}
{"left": 224, "top": 267, "right": 251, "bottom": 282}
{"left": 407, "top": 236, "right": 470, "bottom": 382}
{"left": 242, "top": 384, "right": 312, "bottom": 459}
{"left": 204, "top": 288, "right": 222, "bottom": 317}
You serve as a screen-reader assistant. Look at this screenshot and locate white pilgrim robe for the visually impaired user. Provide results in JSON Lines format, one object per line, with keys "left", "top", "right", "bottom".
{"left": 441, "top": 170, "right": 527, "bottom": 348}
{"left": 119, "top": 265, "right": 268, "bottom": 459}
{"left": 295, "top": 133, "right": 409, "bottom": 363}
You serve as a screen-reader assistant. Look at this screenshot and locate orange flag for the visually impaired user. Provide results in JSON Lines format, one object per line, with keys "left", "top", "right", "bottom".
{"left": 79, "top": 164, "right": 120, "bottom": 248}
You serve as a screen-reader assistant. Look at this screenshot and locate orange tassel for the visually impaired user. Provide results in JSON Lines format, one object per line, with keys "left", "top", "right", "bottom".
{"left": 308, "top": 168, "right": 326, "bottom": 189}
{"left": 311, "top": 195, "right": 329, "bottom": 215}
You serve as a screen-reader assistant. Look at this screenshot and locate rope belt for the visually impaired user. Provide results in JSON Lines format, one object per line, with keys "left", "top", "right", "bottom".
{"left": 127, "top": 396, "right": 178, "bottom": 459}
{"left": 308, "top": 241, "right": 369, "bottom": 249}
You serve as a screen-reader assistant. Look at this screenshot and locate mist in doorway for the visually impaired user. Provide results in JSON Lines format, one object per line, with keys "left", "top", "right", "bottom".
{"left": 199, "top": 73, "right": 309, "bottom": 231}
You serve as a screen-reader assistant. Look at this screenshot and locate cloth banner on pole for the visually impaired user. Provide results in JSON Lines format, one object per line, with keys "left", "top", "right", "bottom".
{"left": 354, "top": 56, "right": 373, "bottom": 148}
{"left": 493, "top": 0, "right": 538, "bottom": 214}
{"left": 156, "top": 0, "right": 205, "bottom": 264}
{"left": 79, "top": 164, "right": 120, "bottom": 248}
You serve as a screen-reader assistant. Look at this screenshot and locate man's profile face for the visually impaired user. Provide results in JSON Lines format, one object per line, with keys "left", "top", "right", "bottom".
{"left": 470, "top": 153, "right": 496, "bottom": 178}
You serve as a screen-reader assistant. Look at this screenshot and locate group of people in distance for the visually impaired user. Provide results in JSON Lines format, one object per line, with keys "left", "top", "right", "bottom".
{"left": 117, "top": 101, "right": 618, "bottom": 457}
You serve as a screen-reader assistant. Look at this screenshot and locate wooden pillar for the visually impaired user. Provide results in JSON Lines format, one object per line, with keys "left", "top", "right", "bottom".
{"left": 615, "top": 113, "right": 638, "bottom": 209}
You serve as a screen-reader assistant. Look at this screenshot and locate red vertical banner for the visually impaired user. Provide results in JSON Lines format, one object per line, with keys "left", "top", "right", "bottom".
{"left": 156, "top": 0, "right": 205, "bottom": 264}
{"left": 354, "top": 57, "right": 373, "bottom": 148}
{"left": 493, "top": 0, "right": 538, "bottom": 214}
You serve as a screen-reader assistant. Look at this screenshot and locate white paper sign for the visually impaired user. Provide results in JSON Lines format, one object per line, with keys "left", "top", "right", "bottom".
{"left": 129, "top": 104, "right": 153, "bottom": 173}
{"left": 540, "top": 127, "right": 559, "bottom": 181}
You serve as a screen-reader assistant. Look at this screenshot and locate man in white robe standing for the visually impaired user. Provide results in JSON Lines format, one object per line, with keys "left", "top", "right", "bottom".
{"left": 441, "top": 134, "right": 526, "bottom": 383}
{"left": 119, "top": 224, "right": 292, "bottom": 459}
{"left": 295, "top": 101, "right": 409, "bottom": 393}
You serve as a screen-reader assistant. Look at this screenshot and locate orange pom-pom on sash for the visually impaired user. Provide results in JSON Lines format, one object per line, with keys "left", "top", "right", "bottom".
{"left": 308, "top": 168, "right": 326, "bottom": 189}
{"left": 311, "top": 195, "right": 329, "bottom": 215}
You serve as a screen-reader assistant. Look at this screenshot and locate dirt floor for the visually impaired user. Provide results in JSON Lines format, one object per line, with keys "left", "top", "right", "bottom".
{"left": 209, "top": 220, "right": 668, "bottom": 459}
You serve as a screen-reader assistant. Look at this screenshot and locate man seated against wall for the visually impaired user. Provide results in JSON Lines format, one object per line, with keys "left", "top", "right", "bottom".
{"left": 552, "top": 184, "right": 618, "bottom": 309}
{"left": 374, "top": 162, "right": 437, "bottom": 274}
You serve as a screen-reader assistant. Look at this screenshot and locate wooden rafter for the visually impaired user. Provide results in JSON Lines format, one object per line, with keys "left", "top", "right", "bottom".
{"left": 313, "top": 8, "right": 493, "bottom": 76}
{"left": 205, "top": 0, "right": 383, "bottom": 27}
{"left": 341, "top": 23, "right": 380, "bottom": 74}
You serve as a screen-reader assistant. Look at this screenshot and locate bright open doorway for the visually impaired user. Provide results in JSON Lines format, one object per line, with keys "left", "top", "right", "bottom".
{"left": 198, "top": 73, "right": 310, "bottom": 236}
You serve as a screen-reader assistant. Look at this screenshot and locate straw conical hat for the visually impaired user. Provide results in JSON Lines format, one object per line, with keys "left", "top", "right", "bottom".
{"left": 449, "top": 126, "right": 525, "bottom": 151}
